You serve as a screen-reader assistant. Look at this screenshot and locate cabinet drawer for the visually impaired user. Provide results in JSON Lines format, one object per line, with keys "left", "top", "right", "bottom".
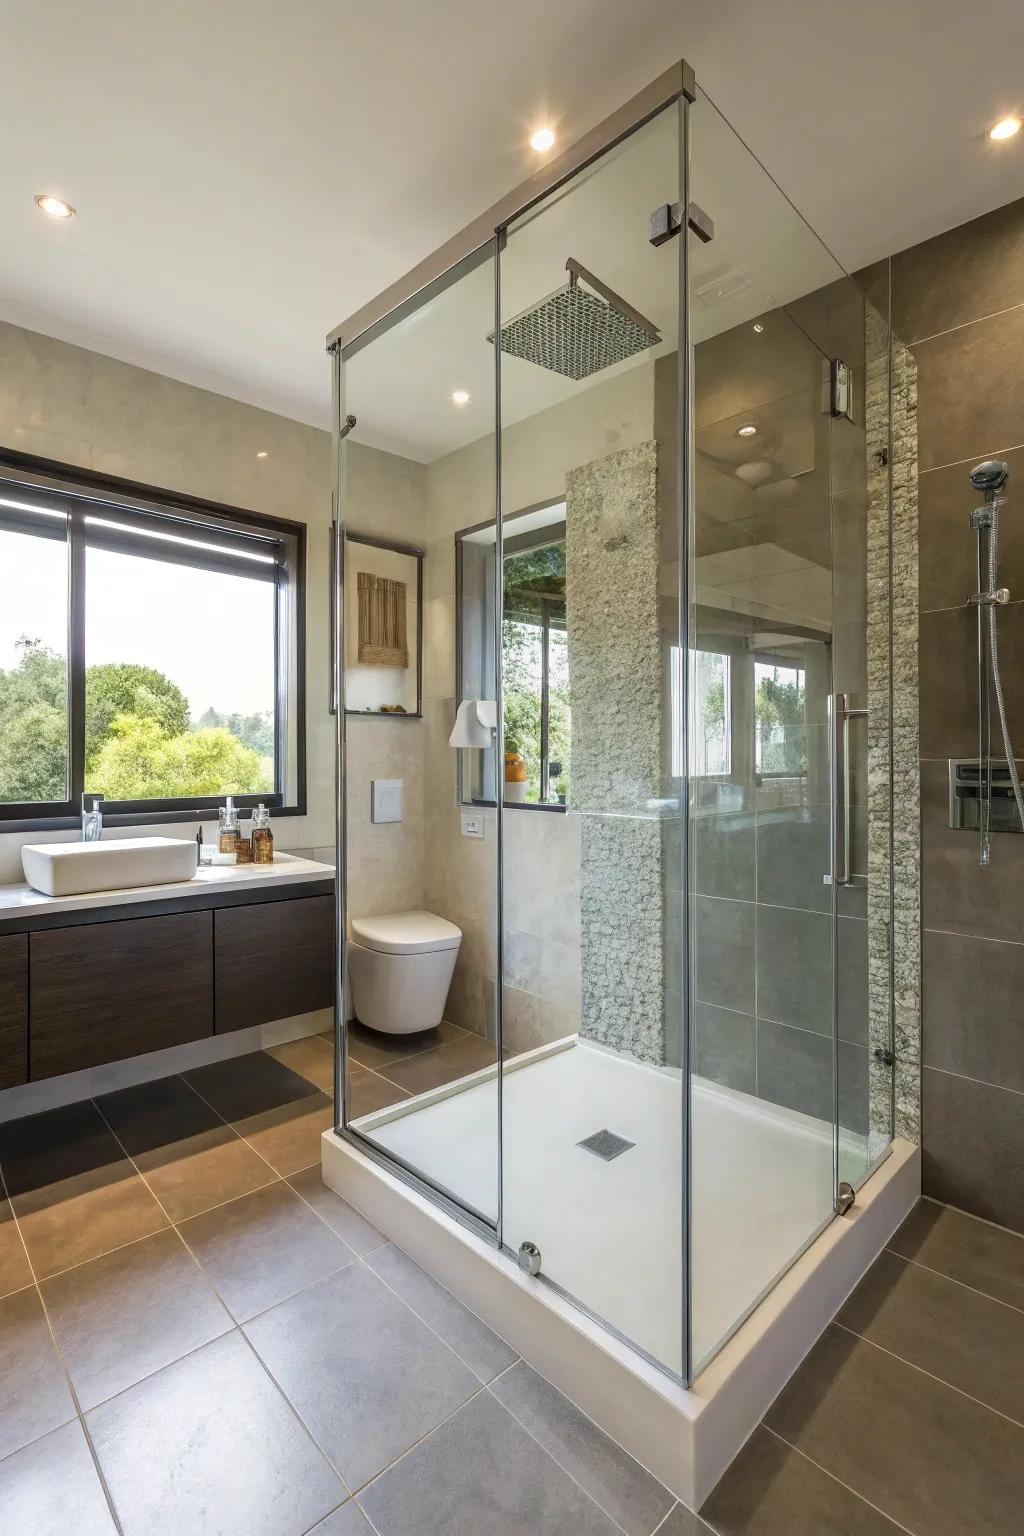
{"left": 214, "top": 895, "right": 335, "bottom": 1033}
{"left": 30, "top": 910, "right": 213, "bottom": 1080}
{"left": 0, "top": 934, "right": 28, "bottom": 1090}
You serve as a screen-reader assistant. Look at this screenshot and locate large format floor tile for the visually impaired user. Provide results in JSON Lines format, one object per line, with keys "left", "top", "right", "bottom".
{"left": 286, "top": 1165, "right": 385, "bottom": 1255}
{"left": 87, "top": 1329, "right": 344, "bottom": 1536}
{"left": 309, "top": 1502, "right": 376, "bottom": 1535}
{"left": 97, "top": 1074, "right": 275, "bottom": 1222}
{"left": 345, "top": 1020, "right": 465, "bottom": 1072}
{"left": 244, "top": 1262, "right": 479, "bottom": 1490}
{"left": 346, "top": 1065, "right": 412, "bottom": 1118}
{"left": 837, "top": 1246, "right": 1024, "bottom": 1423}
{"left": 41, "top": 1226, "right": 232, "bottom": 1409}
{"left": 0, "top": 1199, "right": 31, "bottom": 1299}
{"left": 267, "top": 1036, "right": 336, "bottom": 1093}
{"left": 359, "top": 1388, "right": 622, "bottom": 1536}
{"left": 888, "top": 1196, "right": 1024, "bottom": 1312}
{"left": 765, "top": 1323, "right": 1024, "bottom": 1535}
{"left": 179, "top": 1180, "right": 355, "bottom": 1322}
{"left": 366, "top": 1243, "right": 517, "bottom": 1384}
{"left": 0, "top": 1100, "right": 168, "bottom": 1278}
{"left": 0, "top": 1419, "right": 117, "bottom": 1536}
{"left": 490, "top": 1360, "right": 673, "bottom": 1536}
{"left": 377, "top": 1033, "right": 498, "bottom": 1096}
{"left": 700, "top": 1426, "right": 901, "bottom": 1534}
{"left": 0, "top": 1284, "right": 75, "bottom": 1460}
{"left": 184, "top": 1053, "right": 337, "bottom": 1178}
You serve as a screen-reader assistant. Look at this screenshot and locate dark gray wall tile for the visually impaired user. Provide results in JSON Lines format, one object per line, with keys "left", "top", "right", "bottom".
{"left": 755, "top": 810, "right": 830, "bottom": 913}
{"left": 889, "top": 1198, "right": 1024, "bottom": 1311}
{"left": 693, "top": 898, "right": 755, "bottom": 1015}
{"left": 838, "top": 1248, "right": 1024, "bottom": 1422}
{"left": 766, "top": 1323, "right": 1024, "bottom": 1536}
{"left": 892, "top": 199, "right": 1024, "bottom": 343}
{"left": 837, "top": 916, "right": 869, "bottom": 1047}
{"left": 756, "top": 1019, "right": 832, "bottom": 1121}
{"left": 922, "top": 1066, "right": 1024, "bottom": 1233}
{"left": 693, "top": 1003, "right": 756, "bottom": 1095}
{"left": 920, "top": 759, "right": 1024, "bottom": 942}
{"left": 838, "top": 1042, "right": 870, "bottom": 1138}
{"left": 693, "top": 814, "right": 755, "bottom": 902}
{"left": 923, "top": 928, "right": 1024, "bottom": 1093}
{"left": 757, "top": 905, "right": 832, "bottom": 1034}
{"left": 919, "top": 447, "right": 1024, "bottom": 613}
{"left": 920, "top": 602, "right": 1024, "bottom": 759}
{"left": 912, "top": 303, "right": 1024, "bottom": 472}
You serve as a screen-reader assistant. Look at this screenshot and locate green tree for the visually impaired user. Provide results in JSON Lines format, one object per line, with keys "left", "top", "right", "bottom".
{"left": 88, "top": 715, "right": 270, "bottom": 800}
{"left": 0, "top": 638, "right": 67, "bottom": 802}
{"left": 85, "top": 663, "right": 189, "bottom": 764}
{"left": 195, "top": 706, "right": 274, "bottom": 757}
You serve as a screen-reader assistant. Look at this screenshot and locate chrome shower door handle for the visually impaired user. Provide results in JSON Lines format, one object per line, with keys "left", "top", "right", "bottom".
{"left": 833, "top": 693, "right": 868, "bottom": 887}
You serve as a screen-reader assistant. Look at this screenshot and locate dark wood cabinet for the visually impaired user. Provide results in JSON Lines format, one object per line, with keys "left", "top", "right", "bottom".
{"left": 30, "top": 910, "right": 213, "bottom": 1079}
{"left": 214, "top": 894, "right": 335, "bottom": 1033}
{"left": 0, "top": 934, "right": 28, "bottom": 1090}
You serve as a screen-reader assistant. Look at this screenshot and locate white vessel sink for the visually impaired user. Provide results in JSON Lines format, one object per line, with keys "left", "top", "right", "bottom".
{"left": 21, "top": 837, "right": 199, "bottom": 898}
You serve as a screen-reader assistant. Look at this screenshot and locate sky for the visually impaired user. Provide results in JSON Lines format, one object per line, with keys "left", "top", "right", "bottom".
{"left": 1, "top": 528, "right": 276, "bottom": 719}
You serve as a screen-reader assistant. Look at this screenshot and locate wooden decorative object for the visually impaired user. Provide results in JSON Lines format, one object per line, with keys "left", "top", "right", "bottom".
{"left": 357, "top": 572, "right": 408, "bottom": 667}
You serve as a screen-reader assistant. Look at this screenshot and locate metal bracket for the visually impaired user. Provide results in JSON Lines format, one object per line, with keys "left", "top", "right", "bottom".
{"left": 517, "top": 1241, "right": 542, "bottom": 1278}
{"left": 873, "top": 1046, "right": 895, "bottom": 1068}
{"left": 649, "top": 200, "right": 715, "bottom": 248}
{"left": 835, "top": 1182, "right": 856, "bottom": 1216}
{"left": 824, "top": 359, "right": 853, "bottom": 421}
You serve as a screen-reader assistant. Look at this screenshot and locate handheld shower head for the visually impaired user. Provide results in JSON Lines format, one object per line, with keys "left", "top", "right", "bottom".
{"left": 970, "top": 459, "right": 1010, "bottom": 496}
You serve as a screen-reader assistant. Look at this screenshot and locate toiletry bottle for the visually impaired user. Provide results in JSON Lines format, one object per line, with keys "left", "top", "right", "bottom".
{"left": 235, "top": 824, "right": 253, "bottom": 865}
{"left": 251, "top": 803, "right": 274, "bottom": 864}
{"left": 218, "top": 795, "right": 240, "bottom": 857}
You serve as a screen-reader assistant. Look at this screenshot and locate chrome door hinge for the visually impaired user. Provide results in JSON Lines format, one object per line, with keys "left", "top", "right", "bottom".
{"left": 649, "top": 201, "right": 715, "bottom": 247}
{"left": 517, "top": 1241, "right": 542, "bottom": 1277}
{"left": 835, "top": 1182, "right": 856, "bottom": 1216}
{"left": 823, "top": 358, "right": 853, "bottom": 421}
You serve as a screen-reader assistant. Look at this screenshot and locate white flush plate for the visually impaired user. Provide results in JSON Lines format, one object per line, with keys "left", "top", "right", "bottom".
{"left": 371, "top": 779, "right": 403, "bottom": 823}
{"left": 460, "top": 812, "right": 484, "bottom": 839}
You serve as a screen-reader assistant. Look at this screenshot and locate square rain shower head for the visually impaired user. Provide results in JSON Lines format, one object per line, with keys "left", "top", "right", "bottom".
{"left": 492, "top": 259, "right": 660, "bottom": 382}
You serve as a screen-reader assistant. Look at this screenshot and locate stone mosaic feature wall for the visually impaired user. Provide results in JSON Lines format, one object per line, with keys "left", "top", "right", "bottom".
{"left": 566, "top": 439, "right": 668, "bottom": 1064}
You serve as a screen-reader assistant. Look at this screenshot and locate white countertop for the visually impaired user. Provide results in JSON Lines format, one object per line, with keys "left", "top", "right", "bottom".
{"left": 0, "top": 852, "right": 335, "bottom": 922}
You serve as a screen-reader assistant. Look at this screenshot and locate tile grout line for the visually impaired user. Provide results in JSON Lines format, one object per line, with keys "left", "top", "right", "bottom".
{"left": 355, "top": 1245, "right": 519, "bottom": 1385}
{"left": 920, "top": 1060, "right": 1024, "bottom": 1102}
{"left": 482, "top": 1374, "right": 665, "bottom": 1536}
{"left": 904, "top": 299, "right": 1024, "bottom": 352}
{"left": 830, "top": 1320, "right": 1024, "bottom": 1431}
{"left": 925, "top": 1193, "right": 1024, "bottom": 1242}
{"left": 90, "top": 1091, "right": 357, "bottom": 1506}
{"left": 0, "top": 1151, "right": 126, "bottom": 1535}
{"left": 882, "top": 1244, "right": 1024, "bottom": 1314}
{"left": 759, "top": 1424, "right": 917, "bottom": 1535}
{"left": 177, "top": 1062, "right": 326, "bottom": 1178}
{"left": 348, "top": 1382, "right": 492, "bottom": 1499}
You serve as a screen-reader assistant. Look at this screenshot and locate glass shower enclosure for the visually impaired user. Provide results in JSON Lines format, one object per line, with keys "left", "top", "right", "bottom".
{"left": 330, "top": 60, "right": 895, "bottom": 1386}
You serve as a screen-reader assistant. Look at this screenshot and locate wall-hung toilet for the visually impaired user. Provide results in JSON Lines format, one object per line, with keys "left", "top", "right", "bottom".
{"left": 347, "top": 911, "right": 462, "bottom": 1035}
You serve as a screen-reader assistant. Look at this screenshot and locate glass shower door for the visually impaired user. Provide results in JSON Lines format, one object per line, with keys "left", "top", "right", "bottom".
{"left": 686, "top": 87, "right": 895, "bottom": 1372}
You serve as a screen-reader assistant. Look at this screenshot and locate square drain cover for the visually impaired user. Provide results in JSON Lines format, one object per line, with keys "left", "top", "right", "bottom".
{"left": 577, "top": 1129, "right": 635, "bottom": 1161}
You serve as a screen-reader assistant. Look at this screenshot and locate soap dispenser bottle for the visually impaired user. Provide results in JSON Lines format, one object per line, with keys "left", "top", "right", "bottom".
{"left": 251, "top": 803, "right": 274, "bottom": 864}
{"left": 218, "top": 796, "right": 240, "bottom": 857}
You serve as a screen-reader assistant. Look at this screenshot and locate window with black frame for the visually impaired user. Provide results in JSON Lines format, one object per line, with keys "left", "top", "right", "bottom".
{"left": 455, "top": 502, "right": 570, "bottom": 810}
{"left": 0, "top": 465, "right": 305, "bottom": 826}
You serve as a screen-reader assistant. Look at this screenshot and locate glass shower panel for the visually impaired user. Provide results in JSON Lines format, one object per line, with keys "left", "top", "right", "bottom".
{"left": 497, "top": 103, "right": 687, "bottom": 1377}
{"left": 337, "top": 245, "right": 501, "bottom": 1228}
{"left": 686, "top": 88, "right": 894, "bottom": 1371}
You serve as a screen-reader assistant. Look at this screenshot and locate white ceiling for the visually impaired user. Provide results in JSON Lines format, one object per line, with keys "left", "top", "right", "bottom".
{"left": 4, "top": 0, "right": 1024, "bottom": 436}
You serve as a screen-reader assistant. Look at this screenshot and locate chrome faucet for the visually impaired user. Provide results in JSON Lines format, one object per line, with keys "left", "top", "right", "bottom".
{"left": 81, "top": 793, "right": 104, "bottom": 841}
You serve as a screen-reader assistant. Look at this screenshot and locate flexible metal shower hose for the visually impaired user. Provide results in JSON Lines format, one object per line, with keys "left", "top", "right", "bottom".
{"left": 987, "top": 509, "right": 1024, "bottom": 830}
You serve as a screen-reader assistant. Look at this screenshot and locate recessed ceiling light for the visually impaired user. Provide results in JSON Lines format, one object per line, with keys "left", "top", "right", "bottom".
{"left": 35, "top": 194, "right": 75, "bottom": 220}
{"left": 989, "top": 116, "right": 1022, "bottom": 141}
{"left": 736, "top": 423, "right": 758, "bottom": 438}
{"left": 256, "top": 451, "right": 268, "bottom": 459}
{"left": 752, "top": 322, "right": 765, "bottom": 334}
{"left": 451, "top": 389, "right": 470, "bottom": 406}
{"left": 530, "top": 127, "right": 555, "bottom": 153}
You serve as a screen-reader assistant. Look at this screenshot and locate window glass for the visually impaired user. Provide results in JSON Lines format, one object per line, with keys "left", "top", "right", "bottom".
{"left": 0, "top": 507, "right": 69, "bottom": 804}
{"left": 754, "top": 658, "right": 806, "bottom": 778}
{"left": 689, "top": 649, "right": 731, "bottom": 777}
{"left": 84, "top": 546, "right": 276, "bottom": 801}
{"left": 502, "top": 538, "right": 570, "bottom": 805}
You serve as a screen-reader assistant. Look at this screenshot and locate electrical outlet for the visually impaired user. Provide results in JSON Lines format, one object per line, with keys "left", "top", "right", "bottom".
{"left": 460, "top": 811, "right": 484, "bottom": 839}
{"left": 371, "top": 779, "right": 403, "bottom": 824}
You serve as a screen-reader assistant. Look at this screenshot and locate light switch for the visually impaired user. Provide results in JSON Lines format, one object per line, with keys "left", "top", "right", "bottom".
{"left": 371, "top": 778, "right": 403, "bottom": 824}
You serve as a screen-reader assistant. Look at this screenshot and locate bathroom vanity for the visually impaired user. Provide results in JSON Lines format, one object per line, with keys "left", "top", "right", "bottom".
{"left": 0, "top": 855, "right": 334, "bottom": 1087}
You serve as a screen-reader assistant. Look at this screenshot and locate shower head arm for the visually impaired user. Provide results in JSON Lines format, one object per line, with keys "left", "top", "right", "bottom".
{"left": 565, "top": 258, "right": 661, "bottom": 341}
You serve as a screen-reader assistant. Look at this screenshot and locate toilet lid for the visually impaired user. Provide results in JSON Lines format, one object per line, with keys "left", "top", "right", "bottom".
{"left": 350, "top": 910, "right": 462, "bottom": 955}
